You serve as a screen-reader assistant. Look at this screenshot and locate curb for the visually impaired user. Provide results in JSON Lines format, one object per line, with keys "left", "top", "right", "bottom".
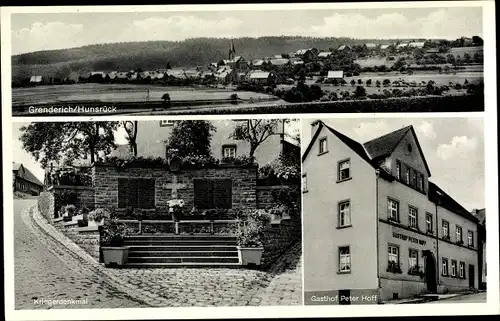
{"left": 30, "top": 206, "right": 173, "bottom": 307}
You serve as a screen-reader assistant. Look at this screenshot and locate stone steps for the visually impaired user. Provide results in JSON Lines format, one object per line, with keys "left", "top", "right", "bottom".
{"left": 122, "top": 235, "right": 241, "bottom": 267}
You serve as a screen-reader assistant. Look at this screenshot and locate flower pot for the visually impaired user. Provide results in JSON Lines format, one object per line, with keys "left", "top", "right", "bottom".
{"left": 102, "top": 246, "right": 130, "bottom": 267}
{"left": 238, "top": 246, "right": 264, "bottom": 267}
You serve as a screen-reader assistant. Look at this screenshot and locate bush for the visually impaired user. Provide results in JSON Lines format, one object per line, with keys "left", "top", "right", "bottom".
{"left": 65, "top": 204, "right": 77, "bottom": 216}
{"left": 230, "top": 93, "right": 239, "bottom": 100}
{"left": 88, "top": 208, "right": 111, "bottom": 222}
{"left": 100, "top": 221, "right": 129, "bottom": 247}
{"left": 383, "top": 79, "right": 391, "bottom": 87}
{"left": 354, "top": 86, "right": 367, "bottom": 99}
{"left": 236, "top": 209, "right": 272, "bottom": 248}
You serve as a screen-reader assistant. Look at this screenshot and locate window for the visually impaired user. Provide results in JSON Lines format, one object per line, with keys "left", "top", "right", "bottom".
{"left": 338, "top": 201, "right": 351, "bottom": 227}
{"left": 408, "top": 206, "right": 418, "bottom": 229}
{"left": 456, "top": 226, "right": 463, "bottom": 243}
{"left": 159, "top": 120, "right": 175, "bottom": 127}
{"left": 118, "top": 178, "right": 156, "bottom": 209}
{"left": 396, "top": 161, "right": 401, "bottom": 180}
{"left": 409, "top": 249, "right": 419, "bottom": 268}
{"left": 302, "top": 174, "right": 308, "bottom": 193}
{"left": 412, "top": 170, "right": 417, "bottom": 188}
{"left": 338, "top": 160, "right": 351, "bottom": 181}
{"left": 194, "top": 179, "right": 232, "bottom": 209}
{"left": 388, "top": 199, "right": 399, "bottom": 222}
{"left": 339, "top": 246, "right": 351, "bottom": 272}
{"left": 222, "top": 145, "right": 237, "bottom": 158}
{"left": 459, "top": 262, "right": 465, "bottom": 278}
{"left": 319, "top": 137, "right": 327, "bottom": 154}
{"left": 388, "top": 245, "right": 399, "bottom": 263}
{"left": 426, "top": 213, "right": 433, "bottom": 233}
{"left": 451, "top": 260, "right": 457, "bottom": 277}
{"left": 405, "top": 167, "right": 410, "bottom": 185}
{"left": 467, "top": 231, "right": 474, "bottom": 247}
{"left": 419, "top": 174, "right": 424, "bottom": 192}
{"left": 442, "top": 258, "right": 449, "bottom": 276}
{"left": 442, "top": 220, "right": 449, "bottom": 238}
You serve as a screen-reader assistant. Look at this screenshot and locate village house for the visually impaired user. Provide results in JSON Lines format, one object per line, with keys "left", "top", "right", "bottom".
{"left": 29, "top": 75, "right": 43, "bottom": 84}
{"left": 248, "top": 71, "right": 277, "bottom": 86}
{"left": 250, "top": 59, "right": 266, "bottom": 70}
{"left": 471, "top": 208, "right": 486, "bottom": 290}
{"left": 268, "top": 58, "right": 290, "bottom": 67}
{"left": 318, "top": 52, "right": 333, "bottom": 59}
{"left": 13, "top": 162, "right": 44, "bottom": 196}
{"left": 338, "top": 45, "right": 352, "bottom": 52}
{"left": 409, "top": 42, "right": 426, "bottom": 49}
{"left": 110, "top": 119, "right": 298, "bottom": 168}
{"left": 365, "top": 43, "right": 378, "bottom": 50}
{"left": 303, "top": 120, "right": 481, "bottom": 304}
{"left": 294, "top": 48, "right": 317, "bottom": 61}
{"left": 327, "top": 70, "right": 344, "bottom": 80}
{"left": 380, "top": 44, "right": 393, "bottom": 51}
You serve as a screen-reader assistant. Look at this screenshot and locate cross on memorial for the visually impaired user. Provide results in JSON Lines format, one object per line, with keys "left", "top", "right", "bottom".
{"left": 163, "top": 174, "right": 187, "bottom": 199}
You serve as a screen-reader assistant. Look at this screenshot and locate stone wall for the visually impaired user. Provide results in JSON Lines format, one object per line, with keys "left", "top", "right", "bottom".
{"left": 38, "top": 192, "right": 55, "bottom": 220}
{"left": 256, "top": 186, "right": 279, "bottom": 210}
{"left": 92, "top": 163, "right": 258, "bottom": 213}
{"left": 53, "top": 221, "right": 100, "bottom": 261}
{"left": 260, "top": 208, "right": 302, "bottom": 269}
{"left": 50, "top": 185, "right": 95, "bottom": 212}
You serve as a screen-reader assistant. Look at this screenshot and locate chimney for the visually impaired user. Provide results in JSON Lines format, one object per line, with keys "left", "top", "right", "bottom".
{"left": 311, "top": 119, "right": 322, "bottom": 137}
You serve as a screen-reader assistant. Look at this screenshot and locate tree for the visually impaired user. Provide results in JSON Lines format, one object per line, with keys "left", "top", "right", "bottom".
{"left": 376, "top": 80, "right": 381, "bottom": 87}
{"left": 463, "top": 53, "right": 471, "bottom": 64}
{"left": 166, "top": 61, "right": 172, "bottom": 69}
{"left": 357, "top": 79, "right": 363, "bottom": 85}
{"left": 354, "top": 85, "right": 367, "bottom": 99}
{"left": 350, "top": 79, "right": 356, "bottom": 87}
{"left": 162, "top": 93, "right": 171, "bottom": 103}
{"left": 165, "top": 121, "right": 216, "bottom": 158}
{"left": 122, "top": 121, "right": 138, "bottom": 157}
{"left": 19, "top": 122, "right": 119, "bottom": 168}
{"left": 383, "top": 79, "right": 391, "bottom": 87}
{"left": 446, "top": 54, "right": 456, "bottom": 65}
{"left": 366, "top": 79, "right": 372, "bottom": 86}
{"left": 230, "top": 119, "right": 281, "bottom": 159}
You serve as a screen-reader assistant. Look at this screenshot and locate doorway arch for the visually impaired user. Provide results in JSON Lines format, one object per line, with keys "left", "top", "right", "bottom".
{"left": 423, "top": 250, "right": 437, "bottom": 293}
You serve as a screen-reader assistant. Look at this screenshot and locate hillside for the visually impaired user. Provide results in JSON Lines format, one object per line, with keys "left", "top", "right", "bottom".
{"left": 11, "top": 36, "right": 415, "bottom": 82}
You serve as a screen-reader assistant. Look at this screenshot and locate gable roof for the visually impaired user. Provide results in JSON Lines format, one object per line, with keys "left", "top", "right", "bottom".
{"left": 363, "top": 125, "right": 431, "bottom": 176}
{"left": 327, "top": 70, "right": 343, "bottom": 78}
{"left": 318, "top": 52, "right": 332, "bottom": 57}
{"left": 380, "top": 44, "right": 392, "bottom": 50}
{"left": 13, "top": 162, "right": 44, "bottom": 186}
{"left": 249, "top": 72, "right": 271, "bottom": 79}
{"left": 30, "top": 76, "right": 43, "bottom": 82}
{"left": 428, "top": 182, "right": 479, "bottom": 223}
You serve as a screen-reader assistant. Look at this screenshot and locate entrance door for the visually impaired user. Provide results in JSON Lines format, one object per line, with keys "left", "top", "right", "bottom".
{"left": 424, "top": 251, "right": 437, "bottom": 293}
{"left": 469, "top": 264, "right": 475, "bottom": 288}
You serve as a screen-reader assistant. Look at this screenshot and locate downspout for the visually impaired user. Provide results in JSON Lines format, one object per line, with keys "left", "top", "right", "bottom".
{"left": 435, "top": 200, "right": 440, "bottom": 288}
{"left": 375, "top": 170, "right": 381, "bottom": 291}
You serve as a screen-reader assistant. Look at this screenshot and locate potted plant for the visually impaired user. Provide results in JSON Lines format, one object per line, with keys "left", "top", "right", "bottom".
{"left": 100, "top": 221, "right": 130, "bottom": 267}
{"left": 77, "top": 206, "right": 90, "bottom": 227}
{"left": 62, "top": 204, "right": 77, "bottom": 222}
{"left": 387, "top": 261, "right": 403, "bottom": 274}
{"left": 88, "top": 208, "right": 111, "bottom": 227}
{"left": 167, "top": 199, "right": 185, "bottom": 221}
{"left": 236, "top": 209, "right": 271, "bottom": 268}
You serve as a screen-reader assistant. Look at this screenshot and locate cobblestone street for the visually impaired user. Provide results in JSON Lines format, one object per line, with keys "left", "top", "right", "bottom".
{"left": 14, "top": 200, "right": 143, "bottom": 309}
{"left": 14, "top": 201, "right": 303, "bottom": 308}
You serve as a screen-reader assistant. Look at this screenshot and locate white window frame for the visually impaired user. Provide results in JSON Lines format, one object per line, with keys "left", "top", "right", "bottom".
{"left": 451, "top": 260, "right": 457, "bottom": 277}
{"left": 442, "top": 220, "right": 449, "bottom": 238}
{"left": 459, "top": 262, "right": 465, "bottom": 278}
{"left": 222, "top": 145, "right": 236, "bottom": 158}
{"left": 456, "top": 226, "right": 463, "bottom": 242}
{"left": 409, "top": 206, "right": 418, "bottom": 228}
{"left": 468, "top": 230, "right": 474, "bottom": 247}
{"left": 409, "top": 249, "right": 418, "bottom": 268}
{"left": 339, "top": 246, "right": 351, "bottom": 272}
{"left": 159, "top": 120, "right": 175, "bottom": 126}
{"left": 442, "top": 258, "right": 449, "bottom": 276}
{"left": 302, "top": 174, "right": 308, "bottom": 193}
{"left": 405, "top": 168, "right": 410, "bottom": 185}
{"left": 426, "top": 213, "right": 433, "bottom": 233}
{"left": 338, "top": 160, "right": 351, "bottom": 181}
{"left": 338, "top": 200, "right": 351, "bottom": 227}
{"left": 396, "top": 161, "right": 401, "bottom": 180}
{"left": 388, "top": 199, "right": 399, "bottom": 222}
{"left": 319, "top": 137, "right": 327, "bottom": 154}
{"left": 388, "top": 245, "right": 399, "bottom": 263}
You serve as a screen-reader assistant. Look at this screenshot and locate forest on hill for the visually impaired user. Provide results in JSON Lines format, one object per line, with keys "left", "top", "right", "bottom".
{"left": 11, "top": 36, "right": 415, "bottom": 82}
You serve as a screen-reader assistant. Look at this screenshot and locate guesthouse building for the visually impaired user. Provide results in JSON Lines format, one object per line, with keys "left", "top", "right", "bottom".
{"left": 303, "top": 120, "right": 481, "bottom": 304}
{"left": 13, "top": 162, "right": 44, "bottom": 196}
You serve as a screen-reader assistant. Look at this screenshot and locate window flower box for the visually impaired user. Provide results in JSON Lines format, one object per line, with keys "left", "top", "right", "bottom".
{"left": 387, "top": 261, "right": 403, "bottom": 274}
{"left": 408, "top": 265, "right": 425, "bottom": 278}
{"left": 456, "top": 240, "right": 464, "bottom": 246}
{"left": 426, "top": 230, "right": 434, "bottom": 235}
{"left": 442, "top": 235, "right": 451, "bottom": 241}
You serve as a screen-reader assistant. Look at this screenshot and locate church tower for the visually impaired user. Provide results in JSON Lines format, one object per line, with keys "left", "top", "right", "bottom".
{"left": 228, "top": 39, "right": 236, "bottom": 60}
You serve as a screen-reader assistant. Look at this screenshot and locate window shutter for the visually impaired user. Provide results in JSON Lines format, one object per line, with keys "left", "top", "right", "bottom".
{"left": 138, "top": 179, "right": 155, "bottom": 209}
{"left": 194, "top": 179, "right": 213, "bottom": 209}
{"left": 213, "top": 179, "right": 233, "bottom": 209}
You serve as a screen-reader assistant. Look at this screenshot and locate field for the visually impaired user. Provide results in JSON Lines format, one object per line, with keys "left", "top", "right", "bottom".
{"left": 12, "top": 83, "right": 279, "bottom": 106}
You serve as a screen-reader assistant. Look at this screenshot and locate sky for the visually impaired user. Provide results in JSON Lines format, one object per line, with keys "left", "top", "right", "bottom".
{"left": 11, "top": 7, "right": 483, "bottom": 55}
{"left": 301, "top": 117, "right": 485, "bottom": 211}
{"left": 12, "top": 119, "right": 300, "bottom": 185}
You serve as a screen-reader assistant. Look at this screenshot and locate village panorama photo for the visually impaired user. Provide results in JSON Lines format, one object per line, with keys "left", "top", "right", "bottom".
{"left": 11, "top": 118, "right": 302, "bottom": 309}
{"left": 301, "top": 117, "right": 486, "bottom": 305}
{"left": 9, "top": 4, "right": 484, "bottom": 116}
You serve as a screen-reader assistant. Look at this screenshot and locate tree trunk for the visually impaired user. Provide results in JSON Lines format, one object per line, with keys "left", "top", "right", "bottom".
{"left": 132, "top": 121, "right": 138, "bottom": 156}
{"left": 249, "top": 144, "right": 257, "bottom": 159}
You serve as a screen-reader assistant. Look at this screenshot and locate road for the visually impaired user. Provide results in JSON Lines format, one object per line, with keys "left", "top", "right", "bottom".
{"left": 428, "top": 292, "right": 487, "bottom": 303}
{"left": 13, "top": 199, "right": 143, "bottom": 309}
